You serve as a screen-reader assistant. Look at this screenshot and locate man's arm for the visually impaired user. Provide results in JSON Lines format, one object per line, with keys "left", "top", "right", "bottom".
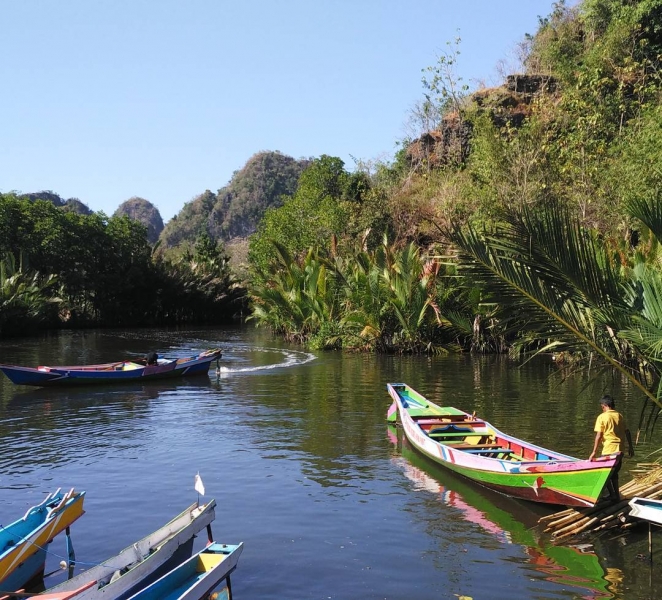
{"left": 589, "top": 431, "right": 603, "bottom": 461}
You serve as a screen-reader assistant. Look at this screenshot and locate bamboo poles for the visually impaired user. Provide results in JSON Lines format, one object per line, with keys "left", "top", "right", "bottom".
{"left": 539, "top": 464, "right": 662, "bottom": 541}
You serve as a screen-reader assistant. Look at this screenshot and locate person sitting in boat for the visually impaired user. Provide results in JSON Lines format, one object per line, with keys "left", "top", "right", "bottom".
{"left": 589, "top": 394, "right": 634, "bottom": 502}
{"left": 145, "top": 351, "right": 159, "bottom": 366}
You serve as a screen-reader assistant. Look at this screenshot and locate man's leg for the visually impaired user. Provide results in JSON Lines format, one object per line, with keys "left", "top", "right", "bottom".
{"left": 608, "top": 458, "right": 622, "bottom": 501}
{"left": 608, "top": 472, "right": 620, "bottom": 500}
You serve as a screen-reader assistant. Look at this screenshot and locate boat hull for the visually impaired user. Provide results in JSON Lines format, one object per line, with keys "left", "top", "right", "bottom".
{"left": 0, "top": 489, "right": 85, "bottom": 593}
{"left": 0, "top": 349, "right": 221, "bottom": 387}
{"left": 387, "top": 383, "right": 618, "bottom": 508}
{"left": 40, "top": 500, "right": 217, "bottom": 600}
{"left": 629, "top": 497, "right": 662, "bottom": 525}
{"left": 126, "top": 542, "right": 243, "bottom": 600}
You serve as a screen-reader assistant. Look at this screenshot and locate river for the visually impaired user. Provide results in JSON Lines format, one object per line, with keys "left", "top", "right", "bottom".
{"left": 0, "top": 326, "right": 661, "bottom": 599}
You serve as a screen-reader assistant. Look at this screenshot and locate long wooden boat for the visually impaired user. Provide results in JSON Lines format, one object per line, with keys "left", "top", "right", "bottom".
{"left": 387, "top": 383, "right": 620, "bottom": 508}
{"left": 125, "top": 542, "right": 243, "bottom": 600}
{"left": 23, "top": 500, "right": 217, "bottom": 600}
{"left": 628, "top": 497, "right": 662, "bottom": 526}
{"left": 0, "top": 489, "right": 85, "bottom": 593}
{"left": 0, "top": 349, "right": 221, "bottom": 387}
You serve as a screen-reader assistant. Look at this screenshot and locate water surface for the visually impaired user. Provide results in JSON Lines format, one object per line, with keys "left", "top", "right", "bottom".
{"left": 0, "top": 326, "right": 660, "bottom": 599}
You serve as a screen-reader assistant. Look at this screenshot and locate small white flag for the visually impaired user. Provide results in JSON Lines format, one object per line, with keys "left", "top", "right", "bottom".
{"left": 194, "top": 472, "right": 205, "bottom": 496}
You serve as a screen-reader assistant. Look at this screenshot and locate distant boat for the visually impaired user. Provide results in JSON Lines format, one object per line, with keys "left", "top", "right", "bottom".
{"left": 0, "top": 349, "right": 222, "bottom": 387}
{"left": 0, "top": 489, "right": 85, "bottom": 593}
{"left": 387, "top": 383, "right": 621, "bottom": 507}
{"left": 628, "top": 497, "right": 662, "bottom": 526}
{"left": 125, "top": 542, "right": 243, "bottom": 600}
{"left": 32, "top": 500, "right": 217, "bottom": 600}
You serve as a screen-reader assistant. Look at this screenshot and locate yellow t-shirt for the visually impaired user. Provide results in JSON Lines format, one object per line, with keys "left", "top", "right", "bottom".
{"left": 594, "top": 409, "right": 627, "bottom": 455}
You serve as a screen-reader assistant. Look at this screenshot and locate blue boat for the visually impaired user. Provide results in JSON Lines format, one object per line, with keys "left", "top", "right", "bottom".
{"left": 0, "top": 349, "right": 221, "bottom": 387}
{"left": 36, "top": 500, "right": 217, "bottom": 600}
{"left": 0, "top": 489, "right": 85, "bottom": 593}
{"left": 125, "top": 542, "right": 243, "bottom": 600}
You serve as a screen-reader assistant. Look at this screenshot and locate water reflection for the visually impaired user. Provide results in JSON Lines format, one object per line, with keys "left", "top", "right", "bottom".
{"left": 388, "top": 424, "right": 615, "bottom": 599}
{"left": 0, "top": 379, "right": 217, "bottom": 477}
{"left": 1, "top": 328, "right": 658, "bottom": 599}
{"left": 5, "top": 378, "right": 209, "bottom": 406}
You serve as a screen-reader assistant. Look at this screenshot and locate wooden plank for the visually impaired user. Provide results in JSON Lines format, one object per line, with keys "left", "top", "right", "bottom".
{"left": 463, "top": 448, "right": 514, "bottom": 455}
{"left": 446, "top": 443, "right": 500, "bottom": 449}
{"left": 416, "top": 419, "right": 485, "bottom": 426}
{"left": 428, "top": 432, "right": 482, "bottom": 438}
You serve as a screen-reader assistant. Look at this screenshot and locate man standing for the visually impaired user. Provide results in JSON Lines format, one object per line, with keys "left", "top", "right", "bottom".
{"left": 589, "top": 395, "right": 634, "bottom": 501}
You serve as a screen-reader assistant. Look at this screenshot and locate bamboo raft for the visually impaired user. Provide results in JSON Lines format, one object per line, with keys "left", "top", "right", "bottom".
{"left": 540, "top": 463, "right": 662, "bottom": 541}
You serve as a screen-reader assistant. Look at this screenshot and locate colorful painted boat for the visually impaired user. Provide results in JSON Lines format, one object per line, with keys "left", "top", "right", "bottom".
{"left": 628, "top": 497, "right": 662, "bottom": 525}
{"left": 126, "top": 542, "right": 243, "bottom": 600}
{"left": 0, "top": 489, "right": 85, "bottom": 594}
{"left": 0, "top": 349, "right": 221, "bottom": 387}
{"left": 388, "top": 424, "right": 612, "bottom": 598}
{"left": 387, "top": 383, "right": 620, "bottom": 507}
{"left": 29, "top": 500, "right": 217, "bottom": 600}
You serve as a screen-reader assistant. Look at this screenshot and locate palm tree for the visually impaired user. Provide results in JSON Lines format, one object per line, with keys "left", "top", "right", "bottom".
{"left": 334, "top": 237, "right": 449, "bottom": 353}
{"left": 248, "top": 242, "right": 338, "bottom": 343}
{"left": 444, "top": 201, "right": 662, "bottom": 424}
{"left": 0, "top": 252, "right": 60, "bottom": 336}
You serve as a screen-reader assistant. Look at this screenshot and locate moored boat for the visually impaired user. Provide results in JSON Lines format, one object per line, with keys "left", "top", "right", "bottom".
{"left": 0, "top": 489, "right": 85, "bottom": 594}
{"left": 628, "top": 497, "right": 662, "bottom": 526}
{"left": 27, "top": 500, "right": 217, "bottom": 600}
{"left": 0, "top": 349, "right": 222, "bottom": 387}
{"left": 387, "top": 383, "right": 620, "bottom": 508}
{"left": 125, "top": 542, "right": 243, "bottom": 600}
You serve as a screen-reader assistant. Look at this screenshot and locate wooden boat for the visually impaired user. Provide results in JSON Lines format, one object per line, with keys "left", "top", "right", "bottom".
{"left": 125, "top": 542, "right": 243, "bottom": 600}
{"left": 22, "top": 500, "right": 217, "bottom": 600}
{"left": 0, "top": 489, "right": 85, "bottom": 593}
{"left": 387, "top": 383, "right": 621, "bottom": 508}
{"left": 0, "top": 349, "right": 222, "bottom": 387}
{"left": 628, "top": 497, "right": 662, "bottom": 526}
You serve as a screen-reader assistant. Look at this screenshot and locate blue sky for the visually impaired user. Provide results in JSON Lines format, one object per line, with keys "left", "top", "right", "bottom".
{"left": 2, "top": 1, "right": 561, "bottom": 222}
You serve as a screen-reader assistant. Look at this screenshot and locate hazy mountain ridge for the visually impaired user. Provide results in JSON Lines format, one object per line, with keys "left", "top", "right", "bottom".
{"left": 18, "top": 191, "right": 93, "bottom": 215}
{"left": 158, "top": 150, "right": 310, "bottom": 249}
{"left": 18, "top": 150, "right": 308, "bottom": 251}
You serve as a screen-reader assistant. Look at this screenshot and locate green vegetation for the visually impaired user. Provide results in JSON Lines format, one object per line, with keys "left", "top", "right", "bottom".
{"left": 248, "top": 237, "right": 463, "bottom": 353}
{"left": 242, "top": 0, "right": 662, "bottom": 413}
{"left": 0, "top": 194, "right": 244, "bottom": 334}
{"left": 0, "top": 252, "right": 59, "bottom": 337}
{"left": 8, "top": 0, "right": 662, "bottom": 416}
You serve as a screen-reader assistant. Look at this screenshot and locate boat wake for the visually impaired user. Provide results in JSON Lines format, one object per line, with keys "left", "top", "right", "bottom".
{"left": 217, "top": 346, "right": 316, "bottom": 375}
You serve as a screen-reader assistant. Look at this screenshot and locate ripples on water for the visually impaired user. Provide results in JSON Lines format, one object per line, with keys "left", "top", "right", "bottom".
{"left": 0, "top": 327, "right": 660, "bottom": 598}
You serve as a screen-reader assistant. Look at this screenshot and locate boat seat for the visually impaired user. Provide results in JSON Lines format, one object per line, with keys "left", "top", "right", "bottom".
{"left": 416, "top": 419, "right": 484, "bottom": 426}
{"left": 448, "top": 443, "right": 501, "bottom": 449}
{"left": 463, "top": 448, "right": 513, "bottom": 455}
{"left": 428, "top": 432, "right": 482, "bottom": 439}
{"left": 429, "top": 424, "right": 474, "bottom": 434}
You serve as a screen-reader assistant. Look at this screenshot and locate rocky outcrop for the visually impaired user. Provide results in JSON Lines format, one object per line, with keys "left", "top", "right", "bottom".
{"left": 159, "top": 151, "right": 310, "bottom": 250}
{"left": 114, "top": 197, "right": 164, "bottom": 244}
{"left": 406, "top": 74, "right": 558, "bottom": 169}
{"left": 61, "top": 198, "right": 93, "bottom": 215}
{"left": 406, "top": 114, "right": 473, "bottom": 169}
{"left": 506, "top": 74, "right": 557, "bottom": 95}
{"left": 18, "top": 191, "right": 93, "bottom": 215}
{"left": 19, "top": 190, "right": 66, "bottom": 207}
